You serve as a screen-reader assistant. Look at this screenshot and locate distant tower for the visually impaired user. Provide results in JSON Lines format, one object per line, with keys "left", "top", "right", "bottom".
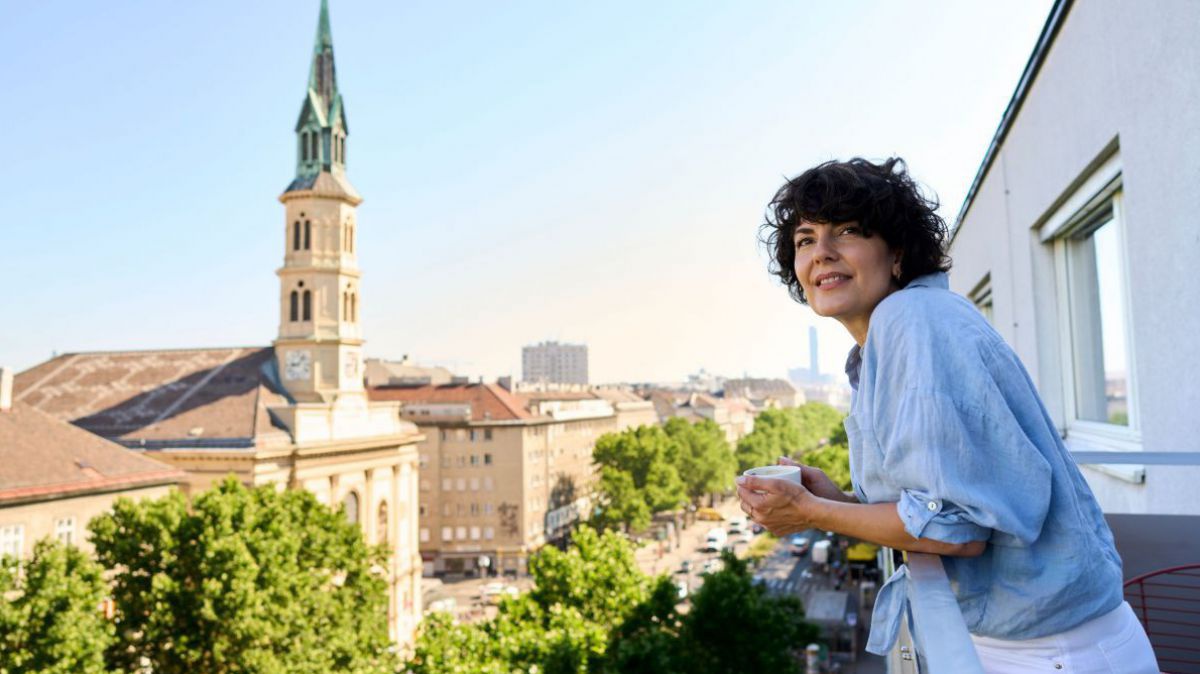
{"left": 274, "top": 0, "right": 364, "bottom": 403}
{"left": 809, "top": 326, "right": 820, "bottom": 379}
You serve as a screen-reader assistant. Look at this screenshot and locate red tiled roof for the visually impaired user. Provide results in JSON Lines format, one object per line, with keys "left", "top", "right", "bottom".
{"left": 0, "top": 404, "right": 183, "bottom": 504}
{"left": 14, "top": 347, "right": 289, "bottom": 446}
{"left": 368, "top": 383, "right": 532, "bottom": 422}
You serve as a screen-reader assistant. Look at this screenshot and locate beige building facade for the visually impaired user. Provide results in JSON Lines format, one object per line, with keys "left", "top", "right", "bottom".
{"left": 369, "top": 383, "right": 622, "bottom": 577}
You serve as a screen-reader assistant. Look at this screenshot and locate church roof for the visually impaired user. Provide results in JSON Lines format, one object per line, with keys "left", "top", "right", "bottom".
{"left": 0, "top": 403, "right": 184, "bottom": 505}
{"left": 14, "top": 347, "right": 292, "bottom": 450}
{"left": 282, "top": 170, "right": 361, "bottom": 204}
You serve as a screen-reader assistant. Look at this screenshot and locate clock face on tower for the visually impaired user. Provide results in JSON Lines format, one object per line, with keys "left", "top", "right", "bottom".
{"left": 284, "top": 349, "right": 312, "bottom": 381}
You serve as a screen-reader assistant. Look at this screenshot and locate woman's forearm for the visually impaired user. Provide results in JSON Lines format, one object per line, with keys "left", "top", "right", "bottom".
{"left": 810, "top": 498, "right": 985, "bottom": 557}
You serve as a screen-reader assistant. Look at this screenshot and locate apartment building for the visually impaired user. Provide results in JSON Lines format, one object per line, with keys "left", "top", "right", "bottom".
{"left": 368, "top": 383, "right": 619, "bottom": 577}
{"left": 522, "top": 341, "right": 588, "bottom": 385}
{"left": 946, "top": 0, "right": 1200, "bottom": 574}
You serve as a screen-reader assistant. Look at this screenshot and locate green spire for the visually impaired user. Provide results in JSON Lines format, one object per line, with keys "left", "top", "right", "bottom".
{"left": 288, "top": 0, "right": 350, "bottom": 191}
{"left": 308, "top": 0, "right": 337, "bottom": 104}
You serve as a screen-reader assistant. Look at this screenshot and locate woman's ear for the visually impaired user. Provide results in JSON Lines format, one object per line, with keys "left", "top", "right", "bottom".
{"left": 891, "top": 251, "right": 903, "bottom": 280}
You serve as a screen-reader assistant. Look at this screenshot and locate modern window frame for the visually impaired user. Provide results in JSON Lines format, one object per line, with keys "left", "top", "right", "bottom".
{"left": 1039, "top": 152, "right": 1142, "bottom": 477}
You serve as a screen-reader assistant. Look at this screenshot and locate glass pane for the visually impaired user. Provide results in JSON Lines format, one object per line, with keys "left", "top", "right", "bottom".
{"left": 1068, "top": 216, "right": 1130, "bottom": 426}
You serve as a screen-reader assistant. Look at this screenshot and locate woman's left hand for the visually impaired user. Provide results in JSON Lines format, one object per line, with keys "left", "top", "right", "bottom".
{"left": 736, "top": 475, "right": 822, "bottom": 537}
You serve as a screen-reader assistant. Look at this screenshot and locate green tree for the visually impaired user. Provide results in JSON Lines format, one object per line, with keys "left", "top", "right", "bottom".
{"left": 735, "top": 403, "right": 847, "bottom": 474}
{"left": 88, "top": 477, "right": 396, "bottom": 674}
{"left": 664, "top": 418, "right": 737, "bottom": 505}
{"left": 592, "top": 426, "right": 686, "bottom": 531}
{"left": 0, "top": 539, "right": 113, "bottom": 674}
{"left": 675, "top": 551, "right": 819, "bottom": 674}
{"left": 802, "top": 443, "right": 852, "bottom": 491}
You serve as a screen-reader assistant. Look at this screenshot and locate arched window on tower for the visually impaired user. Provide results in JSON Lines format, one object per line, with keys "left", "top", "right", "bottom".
{"left": 303, "top": 220, "right": 311, "bottom": 250}
{"left": 293, "top": 221, "right": 300, "bottom": 251}
{"left": 289, "top": 291, "right": 299, "bottom": 322}
{"left": 341, "top": 137, "right": 346, "bottom": 164}
{"left": 310, "top": 132, "right": 319, "bottom": 163}
{"left": 341, "top": 291, "right": 348, "bottom": 321}
{"left": 348, "top": 224, "right": 354, "bottom": 253}
{"left": 350, "top": 293, "right": 357, "bottom": 322}
{"left": 301, "top": 133, "right": 308, "bottom": 162}
{"left": 302, "top": 290, "right": 312, "bottom": 321}
{"left": 377, "top": 500, "right": 388, "bottom": 544}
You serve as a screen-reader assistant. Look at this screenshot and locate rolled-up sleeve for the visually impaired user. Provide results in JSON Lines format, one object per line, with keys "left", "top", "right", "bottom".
{"left": 863, "top": 309, "right": 1054, "bottom": 547}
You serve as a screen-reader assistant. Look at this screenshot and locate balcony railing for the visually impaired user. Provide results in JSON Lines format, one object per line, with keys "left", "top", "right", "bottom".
{"left": 881, "top": 450, "right": 1200, "bottom": 673}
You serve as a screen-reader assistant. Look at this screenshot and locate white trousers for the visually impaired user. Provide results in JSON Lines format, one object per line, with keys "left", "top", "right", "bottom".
{"left": 970, "top": 602, "right": 1159, "bottom": 673}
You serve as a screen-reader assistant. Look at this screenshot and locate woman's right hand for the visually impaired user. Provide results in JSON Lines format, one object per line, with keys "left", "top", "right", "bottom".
{"left": 777, "top": 456, "right": 858, "bottom": 504}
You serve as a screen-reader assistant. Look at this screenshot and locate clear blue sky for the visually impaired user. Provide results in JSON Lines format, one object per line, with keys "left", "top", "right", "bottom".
{"left": 1, "top": 0, "right": 1053, "bottom": 383}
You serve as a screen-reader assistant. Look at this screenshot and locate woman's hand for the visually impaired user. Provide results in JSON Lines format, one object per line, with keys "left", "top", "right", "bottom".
{"left": 736, "top": 474, "right": 822, "bottom": 537}
{"left": 777, "top": 456, "right": 858, "bottom": 504}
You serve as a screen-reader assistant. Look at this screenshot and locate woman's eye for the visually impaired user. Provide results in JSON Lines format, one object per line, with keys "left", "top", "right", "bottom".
{"left": 795, "top": 237, "right": 813, "bottom": 248}
{"left": 839, "top": 226, "right": 860, "bottom": 236}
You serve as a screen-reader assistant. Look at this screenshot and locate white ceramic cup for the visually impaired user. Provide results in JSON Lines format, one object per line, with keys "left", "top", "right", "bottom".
{"left": 742, "top": 464, "right": 804, "bottom": 491}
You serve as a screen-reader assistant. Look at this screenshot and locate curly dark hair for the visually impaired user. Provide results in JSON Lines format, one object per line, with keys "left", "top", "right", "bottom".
{"left": 760, "top": 157, "right": 951, "bottom": 304}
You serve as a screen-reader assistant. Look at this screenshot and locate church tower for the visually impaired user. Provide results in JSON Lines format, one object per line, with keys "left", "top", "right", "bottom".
{"left": 275, "top": 0, "right": 364, "bottom": 403}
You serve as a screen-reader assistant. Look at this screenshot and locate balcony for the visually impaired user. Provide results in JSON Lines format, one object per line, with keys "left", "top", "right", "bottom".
{"left": 879, "top": 451, "right": 1200, "bottom": 674}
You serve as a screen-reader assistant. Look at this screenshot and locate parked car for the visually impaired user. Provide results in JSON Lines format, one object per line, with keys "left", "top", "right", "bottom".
{"left": 789, "top": 535, "right": 811, "bottom": 557}
{"left": 727, "top": 516, "right": 747, "bottom": 534}
{"left": 674, "top": 579, "right": 689, "bottom": 600}
{"left": 678, "top": 559, "right": 693, "bottom": 575}
{"left": 811, "top": 539, "right": 832, "bottom": 565}
{"left": 702, "top": 558, "right": 723, "bottom": 574}
{"left": 696, "top": 507, "right": 724, "bottom": 521}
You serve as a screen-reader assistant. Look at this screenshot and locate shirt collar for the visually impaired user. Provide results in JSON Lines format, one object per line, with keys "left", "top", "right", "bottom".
{"left": 841, "top": 272, "right": 947, "bottom": 391}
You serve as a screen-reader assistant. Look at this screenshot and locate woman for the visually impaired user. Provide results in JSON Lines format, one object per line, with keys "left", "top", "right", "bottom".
{"left": 736, "top": 158, "right": 1158, "bottom": 672}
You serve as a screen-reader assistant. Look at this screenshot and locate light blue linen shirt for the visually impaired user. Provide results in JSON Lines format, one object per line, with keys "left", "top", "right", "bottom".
{"left": 846, "top": 272, "right": 1124, "bottom": 654}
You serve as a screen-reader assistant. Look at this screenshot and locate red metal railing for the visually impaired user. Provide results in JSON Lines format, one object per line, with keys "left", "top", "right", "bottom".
{"left": 1124, "top": 564, "right": 1200, "bottom": 674}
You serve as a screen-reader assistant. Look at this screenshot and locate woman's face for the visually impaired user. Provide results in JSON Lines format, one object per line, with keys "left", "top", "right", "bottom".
{"left": 792, "top": 220, "right": 901, "bottom": 344}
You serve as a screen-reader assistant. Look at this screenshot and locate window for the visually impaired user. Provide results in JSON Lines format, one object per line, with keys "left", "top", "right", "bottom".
{"left": 1, "top": 525, "right": 24, "bottom": 558}
{"left": 377, "top": 501, "right": 388, "bottom": 543}
{"left": 470, "top": 454, "right": 479, "bottom": 466}
{"left": 455, "top": 526, "right": 466, "bottom": 540}
{"left": 1041, "top": 152, "right": 1140, "bottom": 455}
{"left": 302, "top": 290, "right": 312, "bottom": 321}
{"left": 484, "top": 453, "right": 493, "bottom": 465}
{"left": 441, "top": 503, "right": 450, "bottom": 517}
{"left": 484, "top": 503, "right": 494, "bottom": 515}
{"left": 469, "top": 478, "right": 479, "bottom": 491}
{"left": 293, "top": 221, "right": 301, "bottom": 250}
{"left": 310, "top": 132, "right": 318, "bottom": 162}
{"left": 342, "top": 491, "right": 360, "bottom": 525}
{"left": 419, "top": 479, "right": 430, "bottom": 492}
{"left": 301, "top": 133, "right": 309, "bottom": 161}
{"left": 456, "top": 478, "right": 466, "bottom": 491}
{"left": 470, "top": 430, "right": 477, "bottom": 442}
{"left": 419, "top": 454, "right": 429, "bottom": 468}
{"left": 484, "top": 429, "right": 493, "bottom": 442}
{"left": 420, "top": 528, "right": 430, "bottom": 543}
{"left": 289, "top": 291, "right": 299, "bottom": 322}
{"left": 441, "top": 478, "right": 451, "bottom": 491}
{"left": 484, "top": 526, "right": 495, "bottom": 540}
{"left": 55, "top": 517, "right": 76, "bottom": 546}
{"left": 418, "top": 504, "right": 427, "bottom": 517}
{"left": 469, "top": 503, "right": 479, "bottom": 516}
{"left": 969, "top": 273, "right": 994, "bottom": 325}
{"left": 483, "top": 476, "right": 494, "bottom": 491}
{"left": 470, "top": 526, "right": 481, "bottom": 540}
{"left": 441, "top": 527, "right": 452, "bottom": 542}
{"left": 441, "top": 455, "right": 450, "bottom": 468}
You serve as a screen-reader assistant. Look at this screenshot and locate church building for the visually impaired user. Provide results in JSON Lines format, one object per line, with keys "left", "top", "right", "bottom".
{"left": 13, "top": 0, "right": 424, "bottom": 649}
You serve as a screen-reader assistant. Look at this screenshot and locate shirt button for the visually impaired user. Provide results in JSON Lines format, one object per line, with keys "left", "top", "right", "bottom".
{"left": 1054, "top": 664, "right": 1063, "bottom": 670}
{"left": 927, "top": 501, "right": 938, "bottom": 512}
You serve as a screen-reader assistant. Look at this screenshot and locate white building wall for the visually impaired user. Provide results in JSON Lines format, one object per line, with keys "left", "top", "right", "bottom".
{"left": 949, "top": 0, "right": 1200, "bottom": 516}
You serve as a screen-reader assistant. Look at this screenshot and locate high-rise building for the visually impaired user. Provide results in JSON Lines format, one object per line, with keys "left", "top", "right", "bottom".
{"left": 521, "top": 341, "right": 588, "bottom": 385}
